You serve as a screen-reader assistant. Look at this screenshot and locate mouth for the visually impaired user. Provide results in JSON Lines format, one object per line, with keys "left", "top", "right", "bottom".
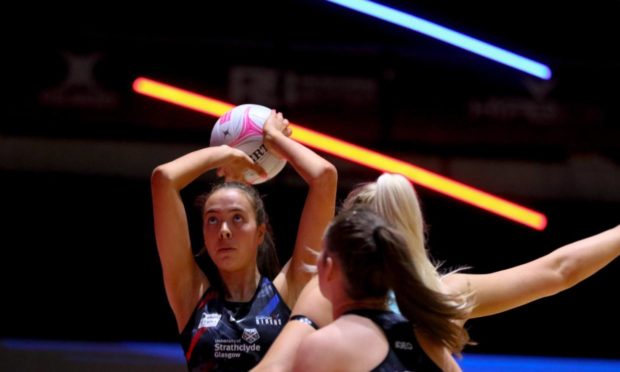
{"left": 217, "top": 247, "right": 236, "bottom": 253}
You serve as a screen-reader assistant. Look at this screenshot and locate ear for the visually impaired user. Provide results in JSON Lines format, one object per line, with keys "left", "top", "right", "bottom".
{"left": 256, "top": 223, "right": 266, "bottom": 244}
{"left": 324, "top": 256, "right": 336, "bottom": 281}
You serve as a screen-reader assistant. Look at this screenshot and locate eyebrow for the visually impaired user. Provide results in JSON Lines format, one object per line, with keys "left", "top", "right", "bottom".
{"left": 204, "top": 207, "right": 247, "bottom": 214}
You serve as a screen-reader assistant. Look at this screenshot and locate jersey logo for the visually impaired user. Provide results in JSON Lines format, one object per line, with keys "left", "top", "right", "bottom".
{"left": 255, "top": 316, "right": 283, "bottom": 326}
{"left": 395, "top": 340, "right": 414, "bottom": 350}
{"left": 242, "top": 328, "right": 260, "bottom": 344}
{"left": 198, "top": 313, "right": 222, "bottom": 329}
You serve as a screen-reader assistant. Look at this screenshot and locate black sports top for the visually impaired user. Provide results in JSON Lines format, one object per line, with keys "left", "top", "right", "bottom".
{"left": 345, "top": 309, "right": 441, "bottom": 372}
{"left": 180, "top": 276, "right": 291, "bottom": 371}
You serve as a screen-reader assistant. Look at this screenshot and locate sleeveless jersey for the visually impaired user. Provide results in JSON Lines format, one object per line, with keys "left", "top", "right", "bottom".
{"left": 180, "top": 276, "right": 291, "bottom": 371}
{"left": 346, "top": 309, "right": 441, "bottom": 372}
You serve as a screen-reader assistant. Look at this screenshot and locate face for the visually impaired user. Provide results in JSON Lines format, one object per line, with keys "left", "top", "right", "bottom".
{"left": 203, "top": 188, "right": 265, "bottom": 273}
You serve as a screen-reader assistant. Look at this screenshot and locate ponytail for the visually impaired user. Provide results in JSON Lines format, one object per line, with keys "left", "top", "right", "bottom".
{"left": 374, "top": 224, "right": 470, "bottom": 353}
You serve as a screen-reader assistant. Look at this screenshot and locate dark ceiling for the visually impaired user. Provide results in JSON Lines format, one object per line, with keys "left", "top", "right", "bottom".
{"left": 6, "top": 1, "right": 619, "bottom": 196}
{"left": 7, "top": 1, "right": 619, "bottom": 148}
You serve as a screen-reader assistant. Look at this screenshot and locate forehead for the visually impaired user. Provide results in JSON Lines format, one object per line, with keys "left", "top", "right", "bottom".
{"left": 205, "top": 188, "right": 253, "bottom": 212}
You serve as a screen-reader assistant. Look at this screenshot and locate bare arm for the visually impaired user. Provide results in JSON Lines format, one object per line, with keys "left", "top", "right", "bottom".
{"left": 265, "top": 111, "right": 337, "bottom": 306}
{"left": 151, "top": 145, "right": 264, "bottom": 331}
{"left": 252, "top": 321, "right": 316, "bottom": 372}
{"left": 443, "top": 224, "right": 620, "bottom": 319}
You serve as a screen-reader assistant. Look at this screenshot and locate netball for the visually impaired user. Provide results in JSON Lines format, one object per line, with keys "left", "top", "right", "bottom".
{"left": 210, "top": 104, "right": 287, "bottom": 184}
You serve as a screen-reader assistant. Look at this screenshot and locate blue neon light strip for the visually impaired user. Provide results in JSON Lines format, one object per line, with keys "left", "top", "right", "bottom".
{"left": 3, "top": 339, "right": 619, "bottom": 371}
{"left": 459, "top": 353, "right": 620, "bottom": 372}
{"left": 326, "top": 0, "right": 552, "bottom": 79}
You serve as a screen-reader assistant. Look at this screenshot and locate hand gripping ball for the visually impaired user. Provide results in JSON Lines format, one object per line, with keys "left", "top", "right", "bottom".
{"left": 210, "top": 104, "right": 287, "bottom": 184}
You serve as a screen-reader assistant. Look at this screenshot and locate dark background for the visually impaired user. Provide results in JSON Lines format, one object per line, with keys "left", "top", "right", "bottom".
{"left": 2, "top": 0, "right": 619, "bottom": 361}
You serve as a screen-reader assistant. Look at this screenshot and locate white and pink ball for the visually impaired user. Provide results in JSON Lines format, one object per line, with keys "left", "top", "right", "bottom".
{"left": 210, "top": 104, "right": 287, "bottom": 184}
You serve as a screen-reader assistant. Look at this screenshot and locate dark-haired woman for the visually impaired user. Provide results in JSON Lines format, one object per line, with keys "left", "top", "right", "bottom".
{"left": 293, "top": 208, "right": 469, "bottom": 371}
{"left": 151, "top": 110, "right": 337, "bottom": 371}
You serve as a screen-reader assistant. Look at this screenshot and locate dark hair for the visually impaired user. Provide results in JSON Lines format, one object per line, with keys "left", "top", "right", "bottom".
{"left": 324, "top": 207, "right": 470, "bottom": 353}
{"left": 195, "top": 181, "right": 280, "bottom": 295}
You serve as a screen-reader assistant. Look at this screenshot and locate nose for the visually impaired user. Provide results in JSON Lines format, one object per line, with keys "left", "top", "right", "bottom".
{"left": 219, "top": 221, "right": 232, "bottom": 240}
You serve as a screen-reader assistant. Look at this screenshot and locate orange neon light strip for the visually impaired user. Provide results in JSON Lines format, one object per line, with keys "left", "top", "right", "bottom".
{"left": 133, "top": 77, "right": 547, "bottom": 230}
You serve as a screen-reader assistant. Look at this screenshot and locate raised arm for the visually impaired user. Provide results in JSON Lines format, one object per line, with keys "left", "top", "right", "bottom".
{"left": 265, "top": 111, "right": 337, "bottom": 305}
{"left": 443, "top": 224, "right": 620, "bottom": 320}
{"left": 151, "top": 145, "right": 264, "bottom": 331}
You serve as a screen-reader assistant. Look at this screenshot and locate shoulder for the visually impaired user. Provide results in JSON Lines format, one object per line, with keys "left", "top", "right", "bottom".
{"left": 293, "top": 327, "right": 343, "bottom": 372}
{"left": 300, "top": 322, "right": 347, "bottom": 347}
{"left": 294, "top": 316, "right": 389, "bottom": 371}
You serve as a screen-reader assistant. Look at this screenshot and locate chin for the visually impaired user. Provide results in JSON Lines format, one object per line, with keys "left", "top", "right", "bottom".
{"left": 215, "top": 259, "right": 246, "bottom": 273}
{"left": 215, "top": 262, "right": 238, "bottom": 272}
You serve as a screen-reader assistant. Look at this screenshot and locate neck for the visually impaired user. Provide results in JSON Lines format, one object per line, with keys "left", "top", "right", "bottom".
{"left": 331, "top": 295, "right": 387, "bottom": 319}
{"left": 219, "top": 266, "right": 261, "bottom": 302}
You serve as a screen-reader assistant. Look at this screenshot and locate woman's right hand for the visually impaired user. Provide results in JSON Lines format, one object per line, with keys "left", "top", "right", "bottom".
{"left": 216, "top": 145, "right": 267, "bottom": 182}
{"left": 263, "top": 110, "right": 292, "bottom": 160}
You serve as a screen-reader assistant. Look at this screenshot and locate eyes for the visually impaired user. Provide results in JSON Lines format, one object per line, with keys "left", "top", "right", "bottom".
{"left": 206, "top": 213, "right": 245, "bottom": 225}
